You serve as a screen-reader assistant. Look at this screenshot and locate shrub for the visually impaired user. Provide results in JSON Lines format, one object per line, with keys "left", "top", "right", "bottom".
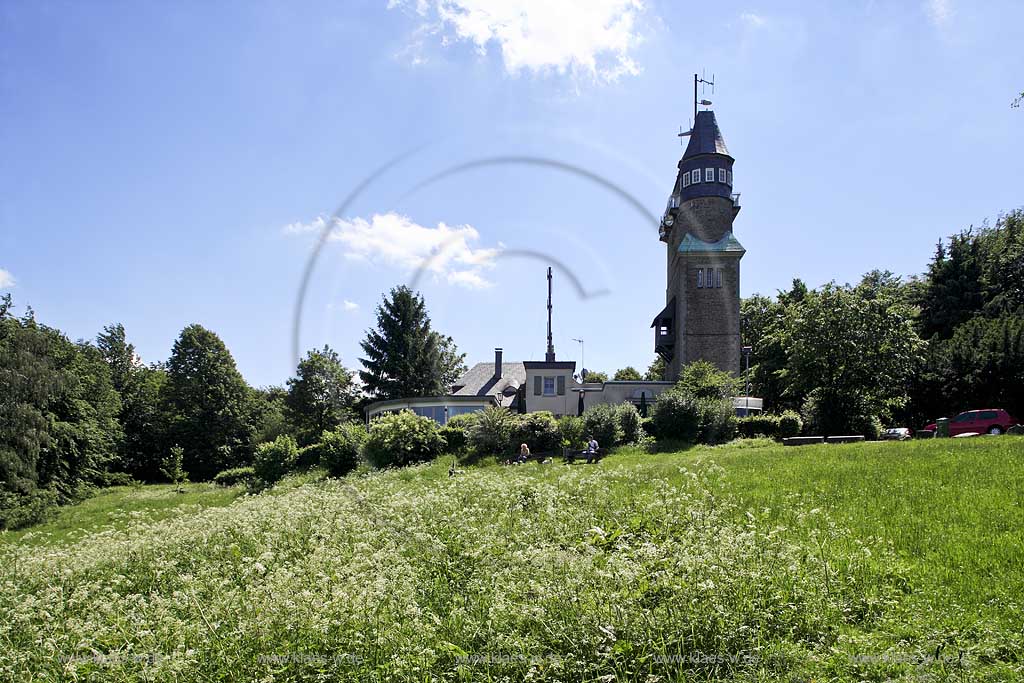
{"left": 557, "top": 415, "right": 586, "bottom": 450}
{"left": 617, "top": 403, "right": 642, "bottom": 444}
{"left": 676, "top": 360, "right": 740, "bottom": 401}
{"left": 640, "top": 416, "right": 657, "bottom": 438}
{"left": 213, "top": 466, "right": 256, "bottom": 487}
{"left": 468, "top": 406, "right": 520, "bottom": 457}
{"left": 296, "top": 443, "right": 322, "bottom": 470}
{"left": 318, "top": 423, "right": 366, "bottom": 477}
{"left": 583, "top": 403, "right": 623, "bottom": 448}
{"left": 439, "top": 425, "right": 468, "bottom": 454}
{"left": 697, "top": 397, "right": 737, "bottom": 445}
{"left": 445, "top": 411, "right": 481, "bottom": 432}
{"left": 253, "top": 435, "right": 299, "bottom": 484}
{"left": 802, "top": 388, "right": 879, "bottom": 438}
{"left": 0, "top": 488, "right": 58, "bottom": 531}
{"left": 737, "top": 414, "right": 781, "bottom": 439}
{"left": 778, "top": 410, "right": 803, "bottom": 438}
{"left": 364, "top": 410, "right": 445, "bottom": 468}
{"left": 513, "top": 411, "right": 560, "bottom": 453}
{"left": 651, "top": 388, "right": 700, "bottom": 442}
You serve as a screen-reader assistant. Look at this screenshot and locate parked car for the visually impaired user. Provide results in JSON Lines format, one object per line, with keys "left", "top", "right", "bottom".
{"left": 923, "top": 409, "right": 1018, "bottom": 436}
{"left": 882, "top": 427, "right": 912, "bottom": 441}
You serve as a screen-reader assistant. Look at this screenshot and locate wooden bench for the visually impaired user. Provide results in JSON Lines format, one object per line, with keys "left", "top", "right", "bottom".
{"left": 562, "top": 447, "right": 606, "bottom": 464}
{"left": 782, "top": 436, "right": 825, "bottom": 447}
{"left": 825, "top": 435, "right": 865, "bottom": 444}
{"left": 502, "top": 451, "right": 555, "bottom": 465}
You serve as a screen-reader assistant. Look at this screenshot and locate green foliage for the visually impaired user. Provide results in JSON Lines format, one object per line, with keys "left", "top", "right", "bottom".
{"left": 617, "top": 402, "right": 642, "bottom": 444}
{"left": 0, "top": 488, "right": 58, "bottom": 530}
{"left": 445, "top": 411, "right": 481, "bottom": 432}
{"left": 160, "top": 445, "right": 188, "bottom": 490}
{"left": 582, "top": 403, "right": 623, "bottom": 447}
{"left": 164, "top": 324, "right": 255, "bottom": 481}
{"left": 317, "top": 423, "right": 366, "bottom": 477}
{"left": 467, "top": 405, "right": 519, "bottom": 456}
{"left": 212, "top": 466, "right": 255, "bottom": 487}
{"left": 250, "top": 386, "right": 290, "bottom": 445}
{"left": 676, "top": 360, "right": 740, "bottom": 401}
{"left": 801, "top": 388, "right": 881, "bottom": 439}
{"left": 286, "top": 346, "right": 357, "bottom": 445}
{"left": 364, "top": 410, "right": 444, "bottom": 468}
{"left": 651, "top": 389, "right": 700, "bottom": 442}
{"left": 117, "top": 364, "right": 169, "bottom": 482}
{"left": 612, "top": 366, "right": 642, "bottom": 381}
{"left": 253, "top": 435, "right": 299, "bottom": 484}
{"left": 513, "top": 411, "right": 560, "bottom": 453}
{"left": 778, "top": 410, "right": 803, "bottom": 438}
{"left": 643, "top": 356, "right": 667, "bottom": 381}
{"left": 582, "top": 370, "right": 608, "bottom": 383}
{"left": 737, "top": 414, "right": 783, "bottom": 439}
{"left": 557, "top": 415, "right": 586, "bottom": 450}
{"left": 359, "top": 286, "right": 465, "bottom": 400}
{"left": 438, "top": 425, "right": 468, "bottom": 454}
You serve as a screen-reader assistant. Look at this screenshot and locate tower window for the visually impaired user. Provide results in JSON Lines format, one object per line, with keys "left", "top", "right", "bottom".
{"left": 682, "top": 173, "right": 690, "bottom": 188}
{"left": 716, "top": 269, "right": 723, "bottom": 288}
{"left": 696, "top": 268, "right": 704, "bottom": 288}
{"left": 691, "top": 169, "right": 701, "bottom": 184}
{"left": 705, "top": 168, "right": 714, "bottom": 183}
{"left": 727, "top": 170, "right": 733, "bottom": 185}
{"left": 718, "top": 168, "right": 727, "bottom": 184}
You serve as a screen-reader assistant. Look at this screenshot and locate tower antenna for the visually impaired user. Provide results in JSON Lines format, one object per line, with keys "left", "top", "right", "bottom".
{"left": 693, "top": 71, "right": 715, "bottom": 121}
{"left": 545, "top": 267, "right": 556, "bottom": 362}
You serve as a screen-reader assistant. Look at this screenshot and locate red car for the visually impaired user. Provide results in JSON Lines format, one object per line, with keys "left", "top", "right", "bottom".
{"left": 924, "top": 409, "right": 1018, "bottom": 436}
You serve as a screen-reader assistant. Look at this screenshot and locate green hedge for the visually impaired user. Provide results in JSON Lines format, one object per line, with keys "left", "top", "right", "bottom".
{"left": 213, "top": 466, "right": 256, "bottom": 487}
{"left": 737, "top": 411, "right": 805, "bottom": 439}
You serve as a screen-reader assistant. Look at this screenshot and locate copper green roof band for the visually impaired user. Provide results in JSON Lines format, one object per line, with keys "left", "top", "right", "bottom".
{"left": 678, "top": 231, "right": 746, "bottom": 253}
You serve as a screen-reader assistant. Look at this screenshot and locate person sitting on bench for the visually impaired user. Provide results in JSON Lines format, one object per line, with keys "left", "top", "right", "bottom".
{"left": 584, "top": 436, "right": 599, "bottom": 464}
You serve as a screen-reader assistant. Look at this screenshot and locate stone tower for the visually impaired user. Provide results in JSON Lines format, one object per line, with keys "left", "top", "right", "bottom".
{"left": 652, "top": 109, "right": 744, "bottom": 381}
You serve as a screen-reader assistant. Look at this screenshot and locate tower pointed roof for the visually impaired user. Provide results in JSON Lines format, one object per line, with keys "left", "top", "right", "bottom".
{"left": 683, "top": 110, "right": 731, "bottom": 160}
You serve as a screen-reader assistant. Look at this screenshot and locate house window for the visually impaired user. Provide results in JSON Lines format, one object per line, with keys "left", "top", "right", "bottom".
{"left": 691, "top": 169, "right": 701, "bottom": 184}
{"left": 705, "top": 168, "right": 714, "bottom": 182}
{"left": 682, "top": 173, "right": 690, "bottom": 188}
{"left": 543, "top": 376, "right": 556, "bottom": 396}
{"left": 696, "top": 268, "right": 704, "bottom": 288}
{"left": 716, "top": 268, "right": 723, "bottom": 288}
{"left": 718, "top": 168, "right": 727, "bottom": 183}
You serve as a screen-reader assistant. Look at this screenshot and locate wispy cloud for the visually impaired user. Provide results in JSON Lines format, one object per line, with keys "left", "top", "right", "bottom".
{"left": 0, "top": 268, "right": 15, "bottom": 289}
{"left": 924, "top": 0, "right": 953, "bottom": 27}
{"left": 739, "top": 11, "right": 766, "bottom": 29}
{"left": 389, "top": 0, "right": 647, "bottom": 82}
{"left": 284, "top": 212, "right": 499, "bottom": 289}
{"left": 341, "top": 300, "right": 360, "bottom": 312}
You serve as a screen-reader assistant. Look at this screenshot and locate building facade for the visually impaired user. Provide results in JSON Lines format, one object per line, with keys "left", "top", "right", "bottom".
{"left": 652, "top": 109, "right": 744, "bottom": 381}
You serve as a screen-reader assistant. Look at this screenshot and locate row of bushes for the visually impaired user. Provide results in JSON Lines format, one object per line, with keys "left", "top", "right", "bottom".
{"left": 736, "top": 411, "right": 804, "bottom": 439}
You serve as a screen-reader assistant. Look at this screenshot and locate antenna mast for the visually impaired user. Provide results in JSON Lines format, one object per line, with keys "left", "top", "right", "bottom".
{"left": 693, "top": 71, "right": 715, "bottom": 122}
{"left": 545, "top": 267, "right": 556, "bottom": 362}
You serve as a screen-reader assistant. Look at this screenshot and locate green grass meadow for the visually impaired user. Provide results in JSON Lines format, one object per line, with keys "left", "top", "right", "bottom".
{"left": 2, "top": 437, "right": 1022, "bottom": 681}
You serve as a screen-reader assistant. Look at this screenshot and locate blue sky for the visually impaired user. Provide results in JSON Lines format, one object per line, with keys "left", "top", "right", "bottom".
{"left": 2, "top": 0, "right": 1022, "bottom": 388}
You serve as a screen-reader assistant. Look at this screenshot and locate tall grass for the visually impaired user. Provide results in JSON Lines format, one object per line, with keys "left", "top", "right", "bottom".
{"left": 1, "top": 438, "right": 1021, "bottom": 681}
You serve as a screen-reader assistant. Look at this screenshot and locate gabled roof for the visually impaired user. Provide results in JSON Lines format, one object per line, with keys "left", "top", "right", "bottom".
{"left": 452, "top": 362, "right": 527, "bottom": 408}
{"left": 683, "top": 110, "right": 731, "bottom": 160}
{"left": 678, "top": 231, "right": 746, "bottom": 254}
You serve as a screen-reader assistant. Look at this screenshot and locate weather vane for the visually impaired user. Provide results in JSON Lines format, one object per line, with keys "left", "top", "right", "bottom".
{"left": 677, "top": 70, "right": 715, "bottom": 144}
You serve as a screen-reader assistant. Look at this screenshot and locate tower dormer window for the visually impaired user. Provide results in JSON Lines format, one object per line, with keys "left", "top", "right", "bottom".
{"left": 696, "top": 268, "right": 704, "bottom": 288}
{"left": 682, "top": 173, "right": 690, "bottom": 188}
{"left": 691, "top": 169, "right": 701, "bottom": 184}
{"left": 718, "top": 168, "right": 727, "bottom": 184}
{"left": 705, "top": 168, "right": 714, "bottom": 183}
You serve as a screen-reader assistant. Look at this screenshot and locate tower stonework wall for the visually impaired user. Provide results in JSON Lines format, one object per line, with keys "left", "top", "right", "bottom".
{"left": 654, "top": 110, "right": 744, "bottom": 382}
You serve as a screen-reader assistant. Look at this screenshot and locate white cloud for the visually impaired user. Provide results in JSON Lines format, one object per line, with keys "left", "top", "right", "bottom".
{"left": 924, "top": 0, "right": 953, "bottom": 26}
{"left": 341, "top": 300, "right": 360, "bottom": 312}
{"left": 739, "top": 11, "right": 766, "bottom": 28}
{"left": 0, "top": 268, "right": 14, "bottom": 288}
{"left": 390, "top": 0, "right": 646, "bottom": 81}
{"left": 284, "top": 212, "right": 499, "bottom": 289}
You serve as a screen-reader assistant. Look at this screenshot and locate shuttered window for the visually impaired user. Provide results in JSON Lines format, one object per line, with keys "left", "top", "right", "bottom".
{"left": 557, "top": 375, "right": 566, "bottom": 395}
{"left": 534, "top": 375, "right": 542, "bottom": 395}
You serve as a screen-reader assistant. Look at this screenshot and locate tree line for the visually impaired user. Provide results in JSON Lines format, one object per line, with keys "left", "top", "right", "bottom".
{"left": 0, "top": 285, "right": 464, "bottom": 528}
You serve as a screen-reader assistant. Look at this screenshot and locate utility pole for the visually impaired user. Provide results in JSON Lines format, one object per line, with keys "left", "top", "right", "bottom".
{"left": 545, "top": 267, "right": 556, "bottom": 362}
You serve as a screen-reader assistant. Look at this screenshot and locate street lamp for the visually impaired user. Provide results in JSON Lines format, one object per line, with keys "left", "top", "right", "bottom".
{"left": 572, "top": 338, "right": 584, "bottom": 381}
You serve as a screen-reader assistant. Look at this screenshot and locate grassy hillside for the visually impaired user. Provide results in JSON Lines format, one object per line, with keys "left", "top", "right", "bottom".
{"left": 1, "top": 438, "right": 1022, "bottom": 682}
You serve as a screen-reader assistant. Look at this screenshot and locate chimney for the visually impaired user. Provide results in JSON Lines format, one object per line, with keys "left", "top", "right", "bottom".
{"left": 494, "top": 348, "right": 503, "bottom": 379}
